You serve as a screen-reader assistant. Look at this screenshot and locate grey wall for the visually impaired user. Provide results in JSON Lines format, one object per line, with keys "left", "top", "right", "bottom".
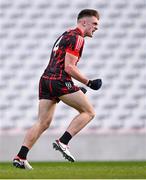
{"left": 0, "top": 133, "right": 146, "bottom": 161}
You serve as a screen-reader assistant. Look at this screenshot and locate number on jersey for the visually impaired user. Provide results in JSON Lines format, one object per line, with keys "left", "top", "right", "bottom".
{"left": 53, "top": 36, "right": 63, "bottom": 51}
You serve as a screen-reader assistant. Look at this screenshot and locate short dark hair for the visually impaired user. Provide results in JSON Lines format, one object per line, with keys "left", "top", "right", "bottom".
{"left": 77, "top": 9, "right": 99, "bottom": 20}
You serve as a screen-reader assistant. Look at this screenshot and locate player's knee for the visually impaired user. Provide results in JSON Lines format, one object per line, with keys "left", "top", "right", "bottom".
{"left": 87, "top": 109, "right": 96, "bottom": 120}
{"left": 39, "top": 120, "right": 51, "bottom": 131}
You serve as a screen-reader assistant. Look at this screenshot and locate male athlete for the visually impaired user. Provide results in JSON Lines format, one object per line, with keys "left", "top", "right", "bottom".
{"left": 13, "top": 9, "right": 102, "bottom": 169}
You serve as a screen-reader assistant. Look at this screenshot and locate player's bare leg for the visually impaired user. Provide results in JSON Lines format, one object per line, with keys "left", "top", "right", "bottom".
{"left": 53, "top": 90, "right": 95, "bottom": 162}
{"left": 23, "top": 99, "right": 56, "bottom": 149}
{"left": 60, "top": 90, "right": 95, "bottom": 136}
{"left": 13, "top": 99, "right": 56, "bottom": 169}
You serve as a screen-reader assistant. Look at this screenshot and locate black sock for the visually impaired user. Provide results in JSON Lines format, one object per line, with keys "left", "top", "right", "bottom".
{"left": 59, "top": 131, "right": 72, "bottom": 145}
{"left": 17, "top": 146, "right": 29, "bottom": 160}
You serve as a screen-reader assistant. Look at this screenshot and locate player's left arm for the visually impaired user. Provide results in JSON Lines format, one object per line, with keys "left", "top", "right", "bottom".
{"left": 64, "top": 52, "right": 89, "bottom": 85}
{"left": 64, "top": 53, "right": 102, "bottom": 90}
{"left": 65, "top": 34, "right": 102, "bottom": 90}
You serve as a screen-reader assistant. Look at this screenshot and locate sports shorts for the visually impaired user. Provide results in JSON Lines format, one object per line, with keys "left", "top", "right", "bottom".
{"left": 39, "top": 75, "right": 80, "bottom": 102}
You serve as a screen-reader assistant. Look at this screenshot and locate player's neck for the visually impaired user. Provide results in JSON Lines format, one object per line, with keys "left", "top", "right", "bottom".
{"left": 76, "top": 25, "right": 84, "bottom": 37}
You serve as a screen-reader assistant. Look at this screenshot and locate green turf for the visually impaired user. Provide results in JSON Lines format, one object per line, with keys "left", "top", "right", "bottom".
{"left": 0, "top": 161, "right": 146, "bottom": 179}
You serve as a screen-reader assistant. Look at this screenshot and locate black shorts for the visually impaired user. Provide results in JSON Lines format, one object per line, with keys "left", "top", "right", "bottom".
{"left": 39, "top": 75, "right": 80, "bottom": 102}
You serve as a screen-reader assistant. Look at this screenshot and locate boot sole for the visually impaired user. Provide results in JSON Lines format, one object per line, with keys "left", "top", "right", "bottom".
{"left": 53, "top": 142, "right": 75, "bottom": 162}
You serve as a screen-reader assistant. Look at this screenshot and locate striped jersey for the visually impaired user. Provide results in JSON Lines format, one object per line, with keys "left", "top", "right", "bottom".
{"left": 43, "top": 28, "right": 84, "bottom": 80}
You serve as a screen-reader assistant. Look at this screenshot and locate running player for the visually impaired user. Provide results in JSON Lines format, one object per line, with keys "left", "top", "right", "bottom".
{"left": 13, "top": 9, "right": 102, "bottom": 169}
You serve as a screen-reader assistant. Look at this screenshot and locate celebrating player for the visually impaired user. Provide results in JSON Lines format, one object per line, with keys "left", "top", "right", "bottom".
{"left": 13, "top": 9, "right": 102, "bottom": 169}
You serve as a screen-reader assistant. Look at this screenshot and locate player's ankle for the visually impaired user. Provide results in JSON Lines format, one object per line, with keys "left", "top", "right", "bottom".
{"left": 14, "top": 155, "right": 26, "bottom": 160}
{"left": 17, "top": 145, "right": 29, "bottom": 160}
{"left": 59, "top": 131, "right": 72, "bottom": 145}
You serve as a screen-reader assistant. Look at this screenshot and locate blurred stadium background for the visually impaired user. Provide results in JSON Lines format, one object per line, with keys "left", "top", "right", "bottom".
{"left": 0, "top": 0, "right": 146, "bottom": 162}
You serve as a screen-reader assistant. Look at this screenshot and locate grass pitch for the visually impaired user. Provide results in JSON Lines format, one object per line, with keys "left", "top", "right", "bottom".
{"left": 0, "top": 161, "right": 146, "bottom": 179}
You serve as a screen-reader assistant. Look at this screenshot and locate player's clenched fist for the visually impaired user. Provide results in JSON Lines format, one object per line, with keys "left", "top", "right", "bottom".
{"left": 87, "top": 79, "right": 102, "bottom": 90}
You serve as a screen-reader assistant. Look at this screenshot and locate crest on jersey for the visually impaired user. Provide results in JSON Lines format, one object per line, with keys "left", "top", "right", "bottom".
{"left": 65, "top": 82, "right": 72, "bottom": 89}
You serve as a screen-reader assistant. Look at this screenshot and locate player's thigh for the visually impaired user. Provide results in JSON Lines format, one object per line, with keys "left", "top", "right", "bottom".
{"left": 38, "top": 99, "right": 57, "bottom": 123}
{"left": 59, "top": 90, "right": 95, "bottom": 113}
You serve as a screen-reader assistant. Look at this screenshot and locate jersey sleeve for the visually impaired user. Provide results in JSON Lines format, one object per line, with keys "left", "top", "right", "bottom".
{"left": 66, "top": 35, "right": 84, "bottom": 58}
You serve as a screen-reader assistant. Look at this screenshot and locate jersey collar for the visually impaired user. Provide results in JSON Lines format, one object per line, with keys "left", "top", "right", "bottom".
{"left": 76, "top": 27, "right": 84, "bottom": 37}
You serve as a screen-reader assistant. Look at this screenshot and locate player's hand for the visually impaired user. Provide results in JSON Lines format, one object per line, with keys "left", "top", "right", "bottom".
{"left": 79, "top": 87, "right": 87, "bottom": 94}
{"left": 87, "top": 79, "right": 102, "bottom": 90}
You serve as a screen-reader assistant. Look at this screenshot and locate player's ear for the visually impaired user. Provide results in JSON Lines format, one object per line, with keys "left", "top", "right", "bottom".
{"left": 83, "top": 19, "right": 86, "bottom": 27}
{"left": 80, "top": 18, "right": 86, "bottom": 27}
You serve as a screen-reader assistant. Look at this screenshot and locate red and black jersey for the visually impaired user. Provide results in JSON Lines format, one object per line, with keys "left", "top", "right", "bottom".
{"left": 43, "top": 28, "right": 84, "bottom": 81}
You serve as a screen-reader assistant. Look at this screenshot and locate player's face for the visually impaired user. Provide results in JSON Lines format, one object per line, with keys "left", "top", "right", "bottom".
{"left": 84, "top": 16, "right": 99, "bottom": 37}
